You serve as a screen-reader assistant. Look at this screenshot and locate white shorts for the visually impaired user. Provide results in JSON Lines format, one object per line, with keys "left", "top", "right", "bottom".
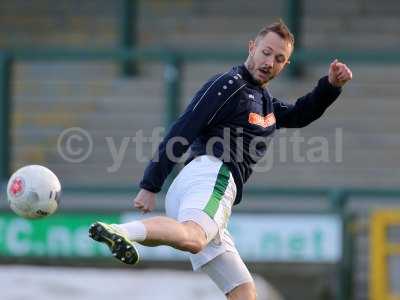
{"left": 165, "top": 155, "right": 253, "bottom": 292}
{"left": 201, "top": 251, "right": 254, "bottom": 294}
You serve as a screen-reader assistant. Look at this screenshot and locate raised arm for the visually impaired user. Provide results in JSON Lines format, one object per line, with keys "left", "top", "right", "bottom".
{"left": 273, "top": 59, "right": 352, "bottom": 129}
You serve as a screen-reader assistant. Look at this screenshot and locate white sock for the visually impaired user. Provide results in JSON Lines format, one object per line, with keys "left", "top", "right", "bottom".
{"left": 114, "top": 221, "right": 147, "bottom": 242}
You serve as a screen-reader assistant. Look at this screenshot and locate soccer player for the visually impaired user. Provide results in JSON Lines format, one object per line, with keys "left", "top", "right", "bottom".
{"left": 89, "top": 20, "right": 352, "bottom": 299}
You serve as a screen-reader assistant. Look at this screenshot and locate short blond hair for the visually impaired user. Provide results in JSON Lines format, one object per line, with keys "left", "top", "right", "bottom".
{"left": 255, "top": 19, "right": 295, "bottom": 48}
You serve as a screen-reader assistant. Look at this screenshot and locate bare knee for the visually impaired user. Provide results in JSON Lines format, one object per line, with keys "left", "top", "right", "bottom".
{"left": 177, "top": 221, "right": 207, "bottom": 254}
{"left": 227, "top": 282, "right": 257, "bottom": 300}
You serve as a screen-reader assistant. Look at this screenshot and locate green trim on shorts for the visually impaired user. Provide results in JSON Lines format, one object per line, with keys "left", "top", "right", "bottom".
{"left": 203, "top": 164, "right": 230, "bottom": 219}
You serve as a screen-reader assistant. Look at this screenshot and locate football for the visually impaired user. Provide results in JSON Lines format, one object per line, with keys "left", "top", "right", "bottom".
{"left": 6, "top": 165, "right": 61, "bottom": 219}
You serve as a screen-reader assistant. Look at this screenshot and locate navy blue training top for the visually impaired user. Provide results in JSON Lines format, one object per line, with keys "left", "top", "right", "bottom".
{"left": 140, "top": 65, "right": 342, "bottom": 204}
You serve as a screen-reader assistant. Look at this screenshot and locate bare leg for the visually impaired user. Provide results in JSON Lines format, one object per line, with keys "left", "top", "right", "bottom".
{"left": 139, "top": 216, "right": 208, "bottom": 254}
{"left": 89, "top": 216, "right": 209, "bottom": 264}
{"left": 227, "top": 282, "right": 257, "bottom": 300}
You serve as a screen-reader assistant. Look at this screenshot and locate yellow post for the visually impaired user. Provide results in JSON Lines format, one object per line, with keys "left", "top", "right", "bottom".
{"left": 370, "top": 210, "right": 400, "bottom": 300}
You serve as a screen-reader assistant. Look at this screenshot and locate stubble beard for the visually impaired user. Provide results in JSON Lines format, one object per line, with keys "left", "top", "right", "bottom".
{"left": 246, "top": 58, "right": 271, "bottom": 87}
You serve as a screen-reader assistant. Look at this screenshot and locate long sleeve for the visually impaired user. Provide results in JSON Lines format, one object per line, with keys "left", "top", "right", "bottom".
{"left": 273, "top": 76, "right": 342, "bottom": 129}
{"left": 140, "top": 73, "right": 244, "bottom": 193}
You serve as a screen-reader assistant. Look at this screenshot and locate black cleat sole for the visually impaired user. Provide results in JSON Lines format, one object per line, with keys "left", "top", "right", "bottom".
{"left": 89, "top": 222, "right": 139, "bottom": 265}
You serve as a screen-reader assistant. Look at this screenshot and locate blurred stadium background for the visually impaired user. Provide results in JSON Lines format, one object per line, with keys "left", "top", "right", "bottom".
{"left": 0, "top": 0, "right": 400, "bottom": 299}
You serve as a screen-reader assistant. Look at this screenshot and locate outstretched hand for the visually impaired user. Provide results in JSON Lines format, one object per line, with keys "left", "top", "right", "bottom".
{"left": 328, "top": 59, "right": 353, "bottom": 87}
{"left": 133, "top": 189, "right": 156, "bottom": 213}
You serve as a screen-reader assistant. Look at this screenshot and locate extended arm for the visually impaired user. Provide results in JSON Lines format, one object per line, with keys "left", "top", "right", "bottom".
{"left": 273, "top": 59, "right": 352, "bottom": 129}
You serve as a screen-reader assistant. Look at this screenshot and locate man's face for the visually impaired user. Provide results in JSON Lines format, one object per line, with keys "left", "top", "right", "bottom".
{"left": 246, "top": 31, "right": 292, "bottom": 86}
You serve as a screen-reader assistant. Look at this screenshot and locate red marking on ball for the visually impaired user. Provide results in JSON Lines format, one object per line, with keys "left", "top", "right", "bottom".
{"left": 10, "top": 177, "right": 25, "bottom": 197}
